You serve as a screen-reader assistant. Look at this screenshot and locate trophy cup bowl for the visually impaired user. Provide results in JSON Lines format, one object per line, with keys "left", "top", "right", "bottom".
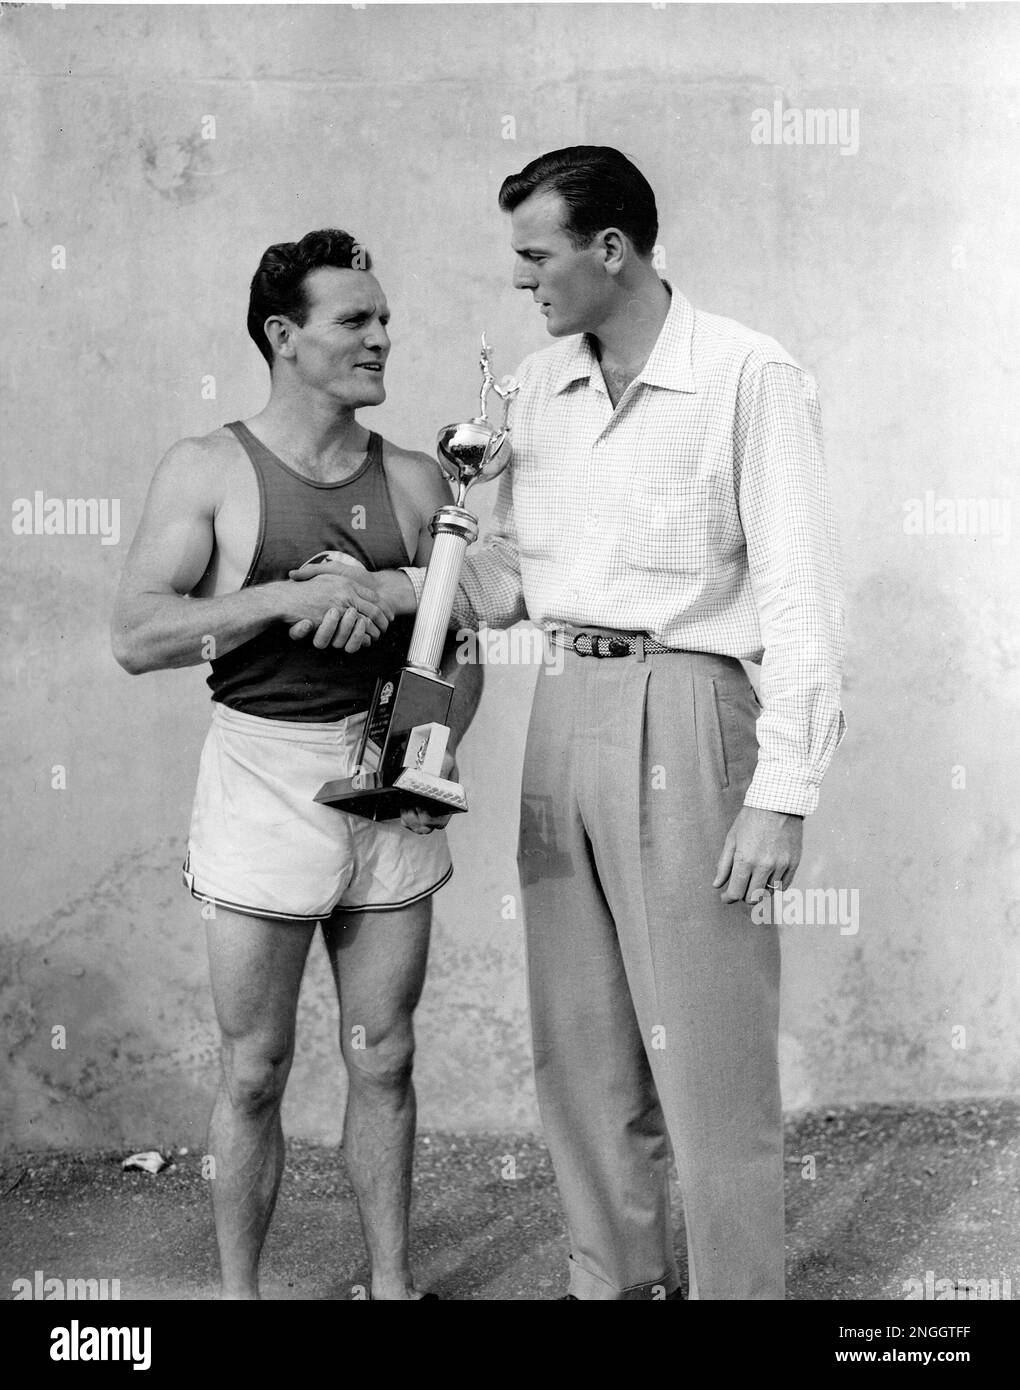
{"left": 436, "top": 419, "right": 512, "bottom": 498}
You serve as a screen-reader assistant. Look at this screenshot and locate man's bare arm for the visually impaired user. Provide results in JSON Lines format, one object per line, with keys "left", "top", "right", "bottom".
{"left": 111, "top": 438, "right": 394, "bottom": 674}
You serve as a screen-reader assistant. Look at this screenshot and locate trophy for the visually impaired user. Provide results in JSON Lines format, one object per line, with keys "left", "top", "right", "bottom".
{"left": 314, "top": 334, "right": 520, "bottom": 821}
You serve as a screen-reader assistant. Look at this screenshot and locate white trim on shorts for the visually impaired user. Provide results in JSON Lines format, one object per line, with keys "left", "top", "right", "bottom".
{"left": 183, "top": 854, "right": 453, "bottom": 922}
{"left": 329, "top": 861, "right": 454, "bottom": 915}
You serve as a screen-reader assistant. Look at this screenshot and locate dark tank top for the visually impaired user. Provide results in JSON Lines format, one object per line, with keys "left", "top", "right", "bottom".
{"left": 207, "top": 421, "right": 415, "bottom": 721}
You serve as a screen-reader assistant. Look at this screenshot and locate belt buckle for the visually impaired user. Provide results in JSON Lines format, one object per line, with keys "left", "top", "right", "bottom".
{"left": 602, "top": 636, "right": 631, "bottom": 658}
{"left": 572, "top": 632, "right": 632, "bottom": 658}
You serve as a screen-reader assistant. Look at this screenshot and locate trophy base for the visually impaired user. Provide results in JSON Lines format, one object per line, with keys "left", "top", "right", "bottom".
{"left": 314, "top": 666, "right": 457, "bottom": 822}
{"left": 315, "top": 769, "right": 468, "bottom": 822}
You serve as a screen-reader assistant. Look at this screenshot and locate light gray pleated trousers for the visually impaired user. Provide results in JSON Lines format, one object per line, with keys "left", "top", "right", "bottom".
{"left": 518, "top": 644, "right": 784, "bottom": 1300}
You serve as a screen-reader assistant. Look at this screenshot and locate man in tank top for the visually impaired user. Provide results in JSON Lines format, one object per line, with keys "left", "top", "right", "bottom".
{"left": 112, "top": 230, "right": 481, "bottom": 1300}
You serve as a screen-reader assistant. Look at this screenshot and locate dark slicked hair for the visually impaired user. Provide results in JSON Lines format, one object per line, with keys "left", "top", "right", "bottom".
{"left": 247, "top": 229, "right": 372, "bottom": 368}
{"left": 498, "top": 146, "right": 658, "bottom": 259}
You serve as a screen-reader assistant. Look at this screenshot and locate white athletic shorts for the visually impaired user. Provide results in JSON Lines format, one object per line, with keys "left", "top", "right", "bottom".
{"left": 183, "top": 702, "right": 453, "bottom": 922}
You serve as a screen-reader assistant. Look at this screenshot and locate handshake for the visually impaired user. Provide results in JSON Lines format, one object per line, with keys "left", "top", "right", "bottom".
{"left": 281, "top": 550, "right": 405, "bottom": 654}
{"left": 281, "top": 550, "right": 458, "bottom": 835}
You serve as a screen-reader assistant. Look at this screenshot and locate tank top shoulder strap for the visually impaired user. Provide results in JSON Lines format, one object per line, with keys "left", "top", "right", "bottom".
{"left": 363, "top": 430, "right": 413, "bottom": 566}
{"left": 225, "top": 419, "right": 275, "bottom": 479}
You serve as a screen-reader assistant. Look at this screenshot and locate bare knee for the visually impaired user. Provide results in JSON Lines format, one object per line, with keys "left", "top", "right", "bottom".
{"left": 220, "top": 1038, "right": 291, "bottom": 1115}
{"left": 344, "top": 1025, "right": 415, "bottom": 1094}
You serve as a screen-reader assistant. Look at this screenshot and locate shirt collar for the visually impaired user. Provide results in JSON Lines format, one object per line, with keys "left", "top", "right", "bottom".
{"left": 550, "top": 280, "right": 697, "bottom": 397}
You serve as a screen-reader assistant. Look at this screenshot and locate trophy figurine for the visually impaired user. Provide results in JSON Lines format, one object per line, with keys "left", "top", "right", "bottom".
{"left": 314, "top": 335, "right": 520, "bottom": 821}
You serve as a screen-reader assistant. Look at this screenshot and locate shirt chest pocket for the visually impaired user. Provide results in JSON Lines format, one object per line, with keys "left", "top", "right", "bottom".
{"left": 621, "top": 471, "right": 731, "bottom": 573}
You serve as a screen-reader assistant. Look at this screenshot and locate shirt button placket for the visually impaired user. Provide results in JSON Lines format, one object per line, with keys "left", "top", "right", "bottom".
{"left": 588, "top": 433, "right": 606, "bottom": 525}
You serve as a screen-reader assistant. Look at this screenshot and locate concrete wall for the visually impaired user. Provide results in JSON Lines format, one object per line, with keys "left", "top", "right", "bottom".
{"left": 2, "top": 3, "right": 1017, "bottom": 1150}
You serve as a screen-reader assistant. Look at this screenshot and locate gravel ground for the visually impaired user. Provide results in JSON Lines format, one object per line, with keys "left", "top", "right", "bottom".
{"left": 1, "top": 1100, "right": 1017, "bottom": 1301}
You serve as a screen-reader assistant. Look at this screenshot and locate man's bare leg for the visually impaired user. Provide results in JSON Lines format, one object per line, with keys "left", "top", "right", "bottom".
{"left": 205, "top": 907, "right": 316, "bottom": 1299}
{"left": 322, "top": 899, "right": 432, "bottom": 1301}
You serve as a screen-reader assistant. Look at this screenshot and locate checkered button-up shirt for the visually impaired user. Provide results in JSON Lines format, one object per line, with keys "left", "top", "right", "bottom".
{"left": 405, "top": 286, "right": 846, "bottom": 816}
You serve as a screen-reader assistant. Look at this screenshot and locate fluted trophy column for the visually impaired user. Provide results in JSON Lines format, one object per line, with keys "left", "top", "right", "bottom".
{"left": 405, "top": 509, "right": 477, "bottom": 676}
{"left": 314, "top": 335, "right": 519, "bottom": 822}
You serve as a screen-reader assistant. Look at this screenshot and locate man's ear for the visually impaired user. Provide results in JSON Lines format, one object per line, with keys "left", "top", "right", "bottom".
{"left": 264, "top": 315, "right": 296, "bottom": 360}
{"left": 599, "top": 227, "right": 629, "bottom": 277}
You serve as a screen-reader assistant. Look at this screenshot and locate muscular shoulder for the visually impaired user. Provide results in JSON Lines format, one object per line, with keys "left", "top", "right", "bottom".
{"left": 150, "top": 426, "right": 250, "bottom": 508}
{"left": 158, "top": 424, "right": 246, "bottom": 475}
{"left": 379, "top": 437, "right": 451, "bottom": 523}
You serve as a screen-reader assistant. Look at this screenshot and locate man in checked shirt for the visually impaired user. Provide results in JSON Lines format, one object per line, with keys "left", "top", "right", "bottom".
{"left": 322, "top": 146, "right": 846, "bottom": 1299}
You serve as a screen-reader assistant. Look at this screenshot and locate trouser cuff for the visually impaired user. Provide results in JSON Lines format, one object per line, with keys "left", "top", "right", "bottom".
{"left": 567, "top": 1254, "right": 680, "bottom": 1301}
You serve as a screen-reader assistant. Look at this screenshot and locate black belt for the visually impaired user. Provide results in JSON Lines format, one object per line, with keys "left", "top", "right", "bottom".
{"left": 548, "top": 628, "right": 677, "bottom": 659}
